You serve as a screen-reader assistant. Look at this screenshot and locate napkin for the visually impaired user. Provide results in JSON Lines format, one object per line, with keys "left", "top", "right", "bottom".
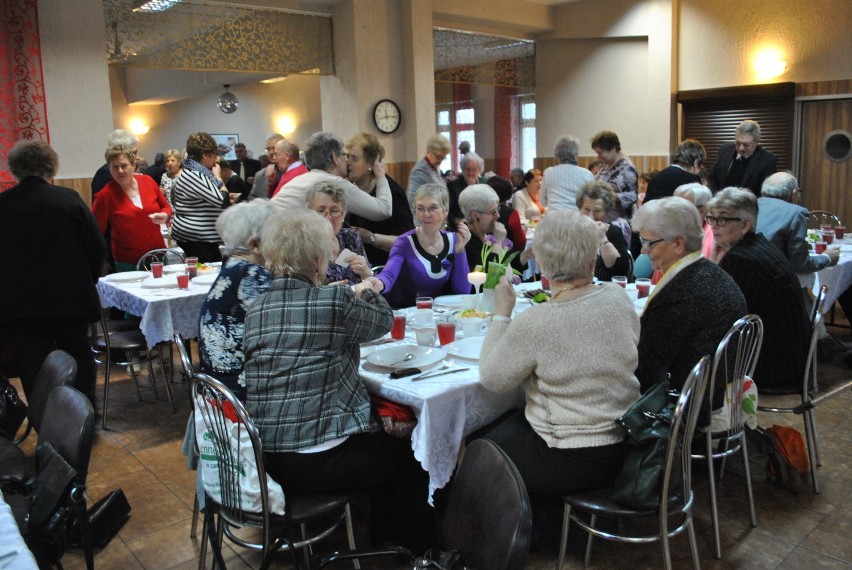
{"left": 335, "top": 248, "right": 354, "bottom": 267}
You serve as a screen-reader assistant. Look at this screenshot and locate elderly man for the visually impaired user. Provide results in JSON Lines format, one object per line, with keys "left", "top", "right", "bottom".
{"left": 540, "top": 135, "right": 594, "bottom": 213}
{"left": 708, "top": 120, "right": 777, "bottom": 194}
{"left": 271, "top": 131, "right": 392, "bottom": 221}
{"left": 643, "top": 139, "right": 705, "bottom": 204}
{"left": 269, "top": 139, "right": 308, "bottom": 198}
{"left": 249, "top": 134, "right": 284, "bottom": 200}
{"left": 407, "top": 135, "right": 451, "bottom": 209}
{"left": 229, "top": 142, "right": 262, "bottom": 185}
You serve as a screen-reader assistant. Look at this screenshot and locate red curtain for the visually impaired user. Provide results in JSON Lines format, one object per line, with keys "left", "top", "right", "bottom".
{"left": 0, "top": 0, "right": 49, "bottom": 190}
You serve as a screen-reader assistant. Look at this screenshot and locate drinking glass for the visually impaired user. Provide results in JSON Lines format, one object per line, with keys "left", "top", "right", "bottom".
{"left": 186, "top": 256, "right": 199, "bottom": 278}
{"left": 150, "top": 262, "right": 164, "bottom": 278}
{"left": 176, "top": 272, "right": 190, "bottom": 289}
{"left": 391, "top": 312, "right": 407, "bottom": 340}
{"left": 612, "top": 276, "right": 628, "bottom": 288}
{"left": 635, "top": 278, "right": 651, "bottom": 299}
{"left": 437, "top": 322, "right": 456, "bottom": 345}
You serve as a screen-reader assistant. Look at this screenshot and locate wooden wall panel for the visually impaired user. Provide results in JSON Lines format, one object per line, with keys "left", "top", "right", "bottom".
{"left": 536, "top": 156, "right": 669, "bottom": 175}
{"left": 796, "top": 80, "right": 852, "bottom": 98}
{"left": 385, "top": 162, "right": 415, "bottom": 191}
{"left": 56, "top": 177, "right": 93, "bottom": 206}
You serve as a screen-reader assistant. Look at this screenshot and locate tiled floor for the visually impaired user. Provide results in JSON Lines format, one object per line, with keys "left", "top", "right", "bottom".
{"left": 13, "top": 331, "right": 852, "bottom": 570}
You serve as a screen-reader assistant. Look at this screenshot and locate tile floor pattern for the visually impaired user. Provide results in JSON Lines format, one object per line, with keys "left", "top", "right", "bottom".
{"left": 10, "top": 333, "right": 852, "bottom": 570}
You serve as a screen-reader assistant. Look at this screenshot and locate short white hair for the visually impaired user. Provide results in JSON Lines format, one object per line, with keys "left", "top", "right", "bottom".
{"left": 632, "top": 196, "right": 704, "bottom": 253}
{"left": 260, "top": 210, "right": 336, "bottom": 281}
{"left": 674, "top": 183, "right": 713, "bottom": 208}
{"left": 458, "top": 184, "right": 498, "bottom": 220}
{"left": 216, "top": 199, "right": 274, "bottom": 255}
{"left": 532, "top": 211, "right": 598, "bottom": 281}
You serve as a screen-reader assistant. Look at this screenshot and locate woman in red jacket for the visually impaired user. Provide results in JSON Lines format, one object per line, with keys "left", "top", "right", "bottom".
{"left": 92, "top": 145, "right": 172, "bottom": 271}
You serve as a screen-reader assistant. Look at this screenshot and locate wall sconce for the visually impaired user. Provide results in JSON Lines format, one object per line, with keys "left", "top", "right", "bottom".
{"left": 128, "top": 118, "right": 150, "bottom": 136}
{"left": 276, "top": 115, "right": 296, "bottom": 136}
{"left": 752, "top": 47, "right": 788, "bottom": 81}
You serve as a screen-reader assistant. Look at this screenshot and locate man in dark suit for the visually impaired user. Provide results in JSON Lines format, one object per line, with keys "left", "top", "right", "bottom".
{"left": 708, "top": 119, "right": 777, "bottom": 194}
{"left": 643, "top": 139, "right": 705, "bottom": 204}
{"left": 229, "top": 143, "right": 262, "bottom": 185}
{"left": 0, "top": 141, "right": 107, "bottom": 405}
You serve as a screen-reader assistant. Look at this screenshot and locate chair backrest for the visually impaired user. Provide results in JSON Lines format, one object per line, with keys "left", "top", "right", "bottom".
{"left": 808, "top": 210, "right": 842, "bottom": 228}
{"left": 27, "top": 350, "right": 77, "bottom": 432}
{"left": 173, "top": 332, "right": 195, "bottom": 378}
{"left": 708, "top": 315, "right": 763, "bottom": 435}
{"left": 191, "top": 373, "right": 273, "bottom": 528}
{"left": 37, "top": 386, "right": 96, "bottom": 483}
{"left": 626, "top": 251, "right": 635, "bottom": 282}
{"left": 660, "top": 356, "right": 711, "bottom": 522}
{"left": 136, "top": 248, "right": 186, "bottom": 270}
{"left": 441, "top": 439, "right": 532, "bottom": 570}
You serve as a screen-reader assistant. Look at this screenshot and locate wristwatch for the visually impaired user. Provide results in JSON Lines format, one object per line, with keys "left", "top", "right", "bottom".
{"left": 369, "top": 233, "right": 377, "bottom": 244}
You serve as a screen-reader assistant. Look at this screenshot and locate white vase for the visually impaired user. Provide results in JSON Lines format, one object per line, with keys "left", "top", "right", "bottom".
{"left": 479, "top": 288, "right": 495, "bottom": 313}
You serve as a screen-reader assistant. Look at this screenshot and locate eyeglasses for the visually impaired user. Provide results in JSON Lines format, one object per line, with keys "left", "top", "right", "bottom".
{"left": 315, "top": 208, "right": 344, "bottom": 219}
{"left": 416, "top": 205, "right": 443, "bottom": 216}
{"left": 475, "top": 208, "right": 499, "bottom": 217}
{"left": 705, "top": 215, "right": 743, "bottom": 227}
{"left": 639, "top": 237, "right": 666, "bottom": 249}
{"left": 343, "top": 153, "right": 363, "bottom": 163}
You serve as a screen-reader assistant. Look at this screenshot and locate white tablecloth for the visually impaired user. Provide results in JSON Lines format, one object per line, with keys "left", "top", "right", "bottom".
{"left": 96, "top": 277, "right": 213, "bottom": 348}
{"left": 803, "top": 238, "right": 852, "bottom": 310}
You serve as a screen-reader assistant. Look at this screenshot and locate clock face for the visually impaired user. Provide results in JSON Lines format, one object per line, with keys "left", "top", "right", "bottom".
{"left": 373, "top": 99, "right": 401, "bottom": 134}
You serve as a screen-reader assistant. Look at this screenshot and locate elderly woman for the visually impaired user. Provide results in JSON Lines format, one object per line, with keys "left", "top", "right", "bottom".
{"left": 513, "top": 168, "right": 545, "bottom": 228}
{"left": 674, "top": 182, "right": 715, "bottom": 259}
{"left": 92, "top": 145, "right": 172, "bottom": 271}
{"left": 631, "top": 197, "right": 746, "bottom": 419}
{"left": 171, "top": 132, "right": 230, "bottom": 262}
{"left": 477, "top": 211, "right": 640, "bottom": 495}
{"left": 591, "top": 130, "right": 638, "bottom": 221}
{"left": 575, "top": 180, "right": 630, "bottom": 281}
{"left": 706, "top": 188, "right": 810, "bottom": 393}
{"left": 446, "top": 152, "right": 484, "bottom": 230}
{"left": 158, "top": 149, "right": 183, "bottom": 206}
{"left": 363, "top": 183, "right": 471, "bottom": 308}
{"left": 243, "top": 209, "right": 433, "bottom": 549}
{"left": 306, "top": 182, "right": 372, "bottom": 284}
{"left": 458, "top": 184, "right": 533, "bottom": 273}
{"left": 487, "top": 176, "right": 528, "bottom": 273}
{"left": 345, "top": 132, "right": 414, "bottom": 266}
{"left": 197, "top": 200, "right": 274, "bottom": 402}
{"left": 541, "top": 136, "right": 594, "bottom": 212}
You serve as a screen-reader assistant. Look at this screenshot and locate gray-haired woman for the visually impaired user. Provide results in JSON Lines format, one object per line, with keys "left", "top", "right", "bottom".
{"left": 476, "top": 210, "right": 640, "bottom": 495}
{"left": 458, "top": 184, "right": 533, "bottom": 272}
{"left": 541, "top": 135, "right": 595, "bottom": 212}
{"left": 576, "top": 180, "right": 630, "bottom": 281}
{"left": 631, "top": 196, "right": 746, "bottom": 421}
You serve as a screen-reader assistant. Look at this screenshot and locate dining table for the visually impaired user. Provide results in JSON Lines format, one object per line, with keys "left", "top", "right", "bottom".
{"left": 96, "top": 267, "right": 219, "bottom": 349}
{"left": 801, "top": 236, "right": 852, "bottom": 311}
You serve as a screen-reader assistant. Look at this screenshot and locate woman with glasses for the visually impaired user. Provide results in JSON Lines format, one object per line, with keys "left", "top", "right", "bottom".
{"left": 705, "top": 188, "right": 810, "bottom": 393}
{"left": 631, "top": 197, "right": 746, "bottom": 423}
{"left": 363, "top": 183, "right": 471, "bottom": 308}
{"left": 458, "top": 184, "right": 534, "bottom": 273}
{"left": 575, "top": 180, "right": 630, "bottom": 281}
{"left": 307, "top": 182, "right": 373, "bottom": 285}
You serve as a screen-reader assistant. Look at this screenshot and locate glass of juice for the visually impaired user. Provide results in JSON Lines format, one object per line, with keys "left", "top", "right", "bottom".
{"left": 437, "top": 321, "right": 456, "bottom": 346}
{"left": 391, "top": 311, "right": 406, "bottom": 340}
{"left": 186, "top": 256, "right": 199, "bottom": 278}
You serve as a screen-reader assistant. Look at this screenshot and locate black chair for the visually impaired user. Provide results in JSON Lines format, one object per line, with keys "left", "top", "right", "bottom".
{"left": 192, "top": 373, "right": 358, "bottom": 570}
{"left": 13, "top": 349, "right": 77, "bottom": 444}
{"left": 91, "top": 314, "right": 174, "bottom": 430}
{"left": 320, "top": 438, "right": 533, "bottom": 570}
{"left": 6, "top": 386, "right": 96, "bottom": 570}
{"left": 692, "top": 315, "right": 762, "bottom": 559}
{"left": 556, "top": 356, "right": 711, "bottom": 570}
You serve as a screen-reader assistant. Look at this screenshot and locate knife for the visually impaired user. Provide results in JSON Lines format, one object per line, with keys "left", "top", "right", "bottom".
{"left": 411, "top": 367, "right": 471, "bottom": 381}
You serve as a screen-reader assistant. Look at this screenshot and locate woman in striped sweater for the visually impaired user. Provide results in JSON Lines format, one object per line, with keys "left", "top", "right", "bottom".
{"left": 171, "top": 132, "right": 230, "bottom": 261}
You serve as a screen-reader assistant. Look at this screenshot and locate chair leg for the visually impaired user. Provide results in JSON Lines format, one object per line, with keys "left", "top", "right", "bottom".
{"left": 805, "top": 408, "right": 822, "bottom": 466}
{"left": 740, "top": 434, "right": 757, "bottom": 527}
{"left": 198, "top": 512, "right": 208, "bottom": 570}
{"left": 74, "top": 490, "right": 94, "bottom": 570}
{"left": 300, "top": 523, "right": 312, "bottom": 569}
{"left": 557, "top": 503, "right": 571, "bottom": 570}
{"left": 145, "top": 352, "right": 159, "bottom": 399}
{"left": 127, "top": 361, "right": 144, "bottom": 401}
{"left": 190, "top": 495, "right": 200, "bottom": 539}
{"left": 803, "top": 410, "right": 821, "bottom": 493}
{"left": 158, "top": 356, "right": 176, "bottom": 413}
{"left": 343, "top": 503, "right": 361, "bottom": 570}
{"left": 686, "top": 515, "right": 701, "bottom": 570}
{"left": 660, "top": 515, "right": 672, "bottom": 570}
{"left": 102, "top": 356, "right": 111, "bottom": 430}
{"left": 705, "top": 433, "right": 721, "bottom": 559}
{"left": 583, "top": 514, "right": 597, "bottom": 568}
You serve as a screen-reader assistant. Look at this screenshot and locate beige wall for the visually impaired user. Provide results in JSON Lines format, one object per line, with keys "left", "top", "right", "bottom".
{"left": 679, "top": 0, "right": 852, "bottom": 90}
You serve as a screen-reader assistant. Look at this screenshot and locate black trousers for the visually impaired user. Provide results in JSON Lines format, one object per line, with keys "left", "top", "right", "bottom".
{"left": 0, "top": 317, "right": 96, "bottom": 406}
{"left": 263, "top": 430, "right": 435, "bottom": 551}
{"left": 475, "top": 409, "right": 625, "bottom": 496}
{"left": 175, "top": 240, "right": 222, "bottom": 264}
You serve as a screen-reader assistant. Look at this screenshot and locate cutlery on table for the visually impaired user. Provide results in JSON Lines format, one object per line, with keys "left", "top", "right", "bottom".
{"left": 412, "top": 367, "right": 471, "bottom": 381}
{"left": 387, "top": 352, "right": 415, "bottom": 366}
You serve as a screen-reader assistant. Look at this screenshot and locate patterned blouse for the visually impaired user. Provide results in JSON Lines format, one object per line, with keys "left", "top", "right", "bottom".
{"left": 198, "top": 258, "right": 273, "bottom": 402}
{"left": 595, "top": 155, "right": 638, "bottom": 221}
{"left": 326, "top": 226, "right": 371, "bottom": 285}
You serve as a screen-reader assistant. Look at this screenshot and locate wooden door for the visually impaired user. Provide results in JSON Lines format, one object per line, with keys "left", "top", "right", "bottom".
{"left": 798, "top": 99, "right": 852, "bottom": 224}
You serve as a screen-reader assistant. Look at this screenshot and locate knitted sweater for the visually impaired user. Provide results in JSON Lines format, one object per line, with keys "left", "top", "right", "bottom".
{"left": 480, "top": 284, "right": 640, "bottom": 449}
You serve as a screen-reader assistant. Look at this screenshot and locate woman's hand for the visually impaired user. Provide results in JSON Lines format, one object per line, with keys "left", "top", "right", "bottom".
{"left": 493, "top": 276, "right": 516, "bottom": 317}
{"left": 347, "top": 254, "right": 372, "bottom": 278}
{"left": 492, "top": 222, "right": 508, "bottom": 252}
{"left": 454, "top": 220, "right": 471, "bottom": 253}
{"left": 352, "top": 280, "right": 373, "bottom": 297}
{"left": 353, "top": 226, "right": 371, "bottom": 243}
{"left": 327, "top": 279, "right": 349, "bottom": 286}
{"left": 371, "top": 159, "right": 386, "bottom": 179}
{"left": 149, "top": 212, "right": 169, "bottom": 225}
{"left": 592, "top": 220, "right": 610, "bottom": 241}
{"left": 362, "top": 276, "right": 385, "bottom": 293}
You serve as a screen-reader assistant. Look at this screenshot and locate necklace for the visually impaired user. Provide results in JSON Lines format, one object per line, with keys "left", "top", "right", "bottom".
{"left": 551, "top": 280, "right": 592, "bottom": 301}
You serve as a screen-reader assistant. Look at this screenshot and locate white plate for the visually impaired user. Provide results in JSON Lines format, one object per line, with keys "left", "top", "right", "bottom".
{"left": 192, "top": 272, "right": 218, "bottom": 285}
{"left": 446, "top": 336, "right": 484, "bottom": 361}
{"left": 140, "top": 277, "right": 180, "bottom": 289}
{"left": 367, "top": 345, "right": 446, "bottom": 369}
{"left": 163, "top": 264, "right": 187, "bottom": 273}
{"left": 102, "top": 271, "right": 150, "bottom": 283}
{"left": 434, "top": 294, "right": 473, "bottom": 309}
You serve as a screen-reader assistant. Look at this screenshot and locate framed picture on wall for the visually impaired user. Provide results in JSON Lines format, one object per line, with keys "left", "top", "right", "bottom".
{"left": 212, "top": 134, "right": 239, "bottom": 160}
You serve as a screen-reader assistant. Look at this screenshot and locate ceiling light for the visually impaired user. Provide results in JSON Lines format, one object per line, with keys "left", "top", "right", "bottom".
{"left": 217, "top": 85, "right": 239, "bottom": 114}
{"left": 132, "top": 0, "right": 182, "bottom": 13}
{"left": 260, "top": 75, "right": 289, "bottom": 84}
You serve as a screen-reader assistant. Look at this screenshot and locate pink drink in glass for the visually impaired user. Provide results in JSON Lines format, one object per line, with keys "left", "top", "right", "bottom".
{"left": 391, "top": 314, "right": 406, "bottom": 340}
{"left": 186, "top": 257, "right": 199, "bottom": 278}
{"left": 835, "top": 226, "right": 846, "bottom": 239}
{"left": 150, "top": 262, "right": 164, "bottom": 278}
{"left": 177, "top": 273, "right": 190, "bottom": 289}
{"left": 437, "top": 322, "right": 456, "bottom": 345}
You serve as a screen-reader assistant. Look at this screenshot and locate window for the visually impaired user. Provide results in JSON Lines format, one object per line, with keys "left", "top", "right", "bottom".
{"left": 518, "top": 95, "right": 536, "bottom": 172}
{"left": 436, "top": 101, "right": 476, "bottom": 172}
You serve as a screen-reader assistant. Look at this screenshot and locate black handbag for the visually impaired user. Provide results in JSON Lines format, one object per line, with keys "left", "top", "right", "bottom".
{"left": 611, "top": 382, "right": 681, "bottom": 510}
{"left": 69, "top": 488, "right": 131, "bottom": 549}
{"left": 0, "top": 373, "right": 27, "bottom": 440}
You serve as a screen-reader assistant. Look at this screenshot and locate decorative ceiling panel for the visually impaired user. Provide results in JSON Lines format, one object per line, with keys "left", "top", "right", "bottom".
{"left": 433, "top": 28, "right": 535, "bottom": 88}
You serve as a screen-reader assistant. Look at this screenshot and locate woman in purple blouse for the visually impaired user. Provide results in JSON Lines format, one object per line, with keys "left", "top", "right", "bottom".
{"left": 307, "top": 182, "right": 373, "bottom": 285}
{"left": 363, "top": 183, "right": 472, "bottom": 308}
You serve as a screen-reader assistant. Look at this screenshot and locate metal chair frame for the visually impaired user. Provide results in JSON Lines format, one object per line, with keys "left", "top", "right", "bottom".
{"left": 807, "top": 210, "right": 842, "bottom": 228}
{"left": 557, "top": 356, "right": 711, "bottom": 570}
{"left": 173, "top": 332, "right": 202, "bottom": 542}
{"left": 135, "top": 247, "right": 186, "bottom": 271}
{"left": 692, "top": 315, "right": 763, "bottom": 559}
{"left": 757, "top": 286, "right": 852, "bottom": 493}
{"left": 192, "top": 373, "right": 358, "bottom": 570}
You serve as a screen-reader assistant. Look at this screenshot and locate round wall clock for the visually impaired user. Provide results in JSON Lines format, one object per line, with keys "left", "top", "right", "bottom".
{"left": 373, "top": 99, "right": 401, "bottom": 134}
